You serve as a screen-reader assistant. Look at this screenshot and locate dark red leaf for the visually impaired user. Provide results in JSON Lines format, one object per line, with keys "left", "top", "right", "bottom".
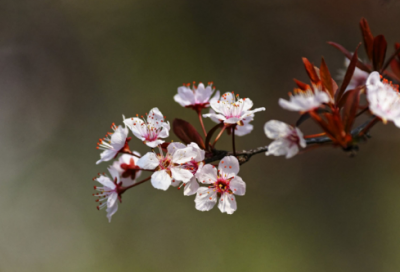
{"left": 382, "top": 43, "right": 400, "bottom": 72}
{"left": 160, "top": 142, "right": 170, "bottom": 152}
{"left": 359, "top": 18, "right": 374, "bottom": 60}
{"left": 302, "top": 58, "right": 320, "bottom": 84}
{"left": 328, "top": 41, "right": 370, "bottom": 72}
{"left": 341, "top": 88, "right": 361, "bottom": 133}
{"left": 320, "top": 57, "right": 334, "bottom": 97}
{"left": 173, "top": 119, "right": 205, "bottom": 149}
{"left": 372, "top": 35, "right": 387, "bottom": 72}
{"left": 335, "top": 45, "right": 360, "bottom": 104}
{"left": 293, "top": 78, "right": 310, "bottom": 91}
{"left": 390, "top": 59, "right": 400, "bottom": 78}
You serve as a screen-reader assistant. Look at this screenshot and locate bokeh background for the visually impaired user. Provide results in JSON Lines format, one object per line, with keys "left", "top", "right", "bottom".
{"left": 1, "top": 0, "right": 400, "bottom": 271}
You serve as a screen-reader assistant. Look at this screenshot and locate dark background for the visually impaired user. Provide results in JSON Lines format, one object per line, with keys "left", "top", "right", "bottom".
{"left": 1, "top": 0, "right": 400, "bottom": 271}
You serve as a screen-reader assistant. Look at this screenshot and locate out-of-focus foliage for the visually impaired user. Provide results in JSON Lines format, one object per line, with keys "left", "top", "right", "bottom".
{"left": 1, "top": 0, "right": 400, "bottom": 271}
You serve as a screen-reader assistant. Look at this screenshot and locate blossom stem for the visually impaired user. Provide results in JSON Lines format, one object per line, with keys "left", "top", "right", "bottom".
{"left": 212, "top": 126, "right": 226, "bottom": 148}
{"left": 197, "top": 109, "right": 207, "bottom": 137}
{"left": 304, "top": 132, "right": 326, "bottom": 139}
{"left": 123, "top": 176, "right": 151, "bottom": 191}
{"left": 121, "top": 151, "right": 141, "bottom": 158}
{"left": 232, "top": 126, "right": 236, "bottom": 155}
{"left": 358, "top": 116, "right": 380, "bottom": 137}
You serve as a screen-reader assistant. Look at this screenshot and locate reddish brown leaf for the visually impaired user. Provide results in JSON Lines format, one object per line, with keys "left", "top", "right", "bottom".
{"left": 335, "top": 45, "right": 360, "bottom": 104}
{"left": 328, "top": 41, "right": 370, "bottom": 72}
{"left": 382, "top": 43, "right": 400, "bottom": 72}
{"left": 173, "top": 119, "right": 205, "bottom": 149}
{"left": 320, "top": 58, "right": 334, "bottom": 97}
{"left": 341, "top": 88, "right": 361, "bottom": 133}
{"left": 293, "top": 79, "right": 310, "bottom": 91}
{"left": 372, "top": 35, "right": 387, "bottom": 72}
{"left": 302, "top": 58, "right": 320, "bottom": 84}
{"left": 160, "top": 142, "right": 170, "bottom": 152}
{"left": 359, "top": 18, "right": 374, "bottom": 60}
{"left": 390, "top": 59, "right": 400, "bottom": 78}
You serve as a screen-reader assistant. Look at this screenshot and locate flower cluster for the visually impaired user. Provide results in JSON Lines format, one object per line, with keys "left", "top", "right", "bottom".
{"left": 92, "top": 18, "right": 400, "bottom": 222}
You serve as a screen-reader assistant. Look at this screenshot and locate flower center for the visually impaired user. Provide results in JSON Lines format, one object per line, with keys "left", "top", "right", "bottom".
{"left": 120, "top": 158, "right": 140, "bottom": 180}
{"left": 214, "top": 178, "right": 231, "bottom": 194}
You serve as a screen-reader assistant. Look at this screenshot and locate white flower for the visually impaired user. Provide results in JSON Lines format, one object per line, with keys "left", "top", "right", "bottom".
{"left": 338, "top": 57, "right": 369, "bottom": 91}
{"left": 194, "top": 156, "right": 246, "bottom": 214}
{"left": 170, "top": 143, "right": 205, "bottom": 196}
{"left": 174, "top": 82, "right": 220, "bottom": 111}
{"left": 123, "top": 108, "right": 170, "bottom": 148}
{"left": 136, "top": 142, "right": 198, "bottom": 191}
{"left": 203, "top": 92, "right": 265, "bottom": 125}
{"left": 366, "top": 72, "right": 400, "bottom": 127}
{"left": 264, "top": 120, "right": 306, "bottom": 158}
{"left": 207, "top": 108, "right": 254, "bottom": 136}
{"left": 96, "top": 123, "right": 130, "bottom": 165}
{"left": 111, "top": 153, "right": 142, "bottom": 186}
{"left": 93, "top": 167, "right": 122, "bottom": 222}
{"left": 278, "top": 87, "right": 330, "bottom": 112}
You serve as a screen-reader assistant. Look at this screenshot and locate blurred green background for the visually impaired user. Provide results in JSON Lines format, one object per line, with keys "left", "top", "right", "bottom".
{"left": 1, "top": 0, "right": 400, "bottom": 271}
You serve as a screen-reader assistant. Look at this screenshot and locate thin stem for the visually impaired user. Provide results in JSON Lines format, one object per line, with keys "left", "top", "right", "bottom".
{"left": 212, "top": 125, "right": 226, "bottom": 147}
{"left": 121, "top": 151, "right": 141, "bottom": 158}
{"left": 197, "top": 109, "right": 207, "bottom": 137}
{"left": 123, "top": 176, "right": 151, "bottom": 191}
{"left": 232, "top": 125, "right": 236, "bottom": 155}
{"left": 304, "top": 132, "right": 326, "bottom": 139}
{"left": 358, "top": 116, "right": 380, "bottom": 137}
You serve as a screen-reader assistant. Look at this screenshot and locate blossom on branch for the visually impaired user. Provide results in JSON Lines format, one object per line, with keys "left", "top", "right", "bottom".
{"left": 203, "top": 92, "right": 265, "bottom": 126}
{"left": 174, "top": 82, "right": 220, "bottom": 111}
{"left": 96, "top": 124, "right": 130, "bottom": 165}
{"left": 264, "top": 120, "right": 306, "bottom": 158}
{"left": 195, "top": 156, "right": 246, "bottom": 214}
{"left": 93, "top": 168, "right": 123, "bottom": 222}
{"left": 111, "top": 153, "right": 142, "bottom": 185}
{"left": 366, "top": 72, "right": 400, "bottom": 127}
{"left": 207, "top": 108, "right": 254, "bottom": 136}
{"left": 279, "top": 85, "right": 330, "bottom": 112}
{"left": 123, "top": 108, "right": 170, "bottom": 148}
{"left": 136, "top": 142, "right": 198, "bottom": 191}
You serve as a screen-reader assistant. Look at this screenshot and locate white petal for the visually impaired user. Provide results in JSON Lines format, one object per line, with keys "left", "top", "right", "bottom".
{"left": 96, "top": 176, "right": 116, "bottom": 189}
{"left": 123, "top": 118, "right": 147, "bottom": 140}
{"left": 264, "top": 120, "right": 291, "bottom": 139}
{"left": 151, "top": 170, "right": 172, "bottom": 190}
{"left": 110, "top": 126, "right": 128, "bottom": 146}
{"left": 194, "top": 84, "right": 212, "bottom": 103}
{"left": 241, "top": 98, "right": 254, "bottom": 112}
{"left": 96, "top": 149, "right": 118, "bottom": 164}
{"left": 144, "top": 139, "right": 165, "bottom": 148}
{"left": 167, "top": 142, "right": 186, "bottom": 156}
{"left": 266, "top": 138, "right": 291, "bottom": 157}
{"left": 107, "top": 167, "right": 120, "bottom": 184}
{"left": 172, "top": 146, "right": 198, "bottom": 164}
{"left": 183, "top": 177, "right": 199, "bottom": 196}
{"left": 229, "top": 176, "right": 246, "bottom": 196}
{"left": 279, "top": 98, "right": 303, "bottom": 111}
{"left": 187, "top": 142, "right": 205, "bottom": 161}
{"left": 218, "top": 193, "right": 237, "bottom": 214}
{"left": 234, "top": 123, "right": 253, "bottom": 136}
{"left": 106, "top": 201, "right": 118, "bottom": 223}
{"left": 295, "top": 127, "right": 307, "bottom": 148}
{"left": 157, "top": 122, "right": 170, "bottom": 139}
{"left": 196, "top": 164, "right": 217, "bottom": 184}
{"left": 218, "top": 156, "right": 240, "bottom": 177}
{"left": 209, "top": 90, "right": 220, "bottom": 105}
{"left": 174, "top": 93, "right": 190, "bottom": 107}
{"left": 195, "top": 187, "right": 217, "bottom": 211}
{"left": 137, "top": 152, "right": 159, "bottom": 170}
{"left": 107, "top": 192, "right": 118, "bottom": 207}
{"left": 366, "top": 71, "right": 382, "bottom": 91}
{"left": 171, "top": 167, "right": 193, "bottom": 183}
{"left": 147, "top": 107, "right": 165, "bottom": 128}
{"left": 177, "top": 86, "right": 196, "bottom": 105}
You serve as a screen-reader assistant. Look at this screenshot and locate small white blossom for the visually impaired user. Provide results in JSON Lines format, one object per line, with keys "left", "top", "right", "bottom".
{"left": 203, "top": 92, "right": 265, "bottom": 125}
{"left": 93, "top": 168, "right": 122, "bottom": 222}
{"left": 279, "top": 87, "right": 330, "bottom": 112}
{"left": 123, "top": 108, "right": 170, "bottom": 148}
{"left": 136, "top": 142, "right": 198, "bottom": 191}
{"left": 111, "top": 153, "right": 142, "bottom": 186}
{"left": 96, "top": 123, "right": 130, "bottom": 165}
{"left": 195, "top": 156, "right": 246, "bottom": 214}
{"left": 207, "top": 108, "right": 254, "bottom": 136}
{"left": 264, "top": 120, "right": 306, "bottom": 158}
{"left": 366, "top": 72, "right": 400, "bottom": 127}
{"left": 174, "top": 82, "right": 220, "bottom": 111}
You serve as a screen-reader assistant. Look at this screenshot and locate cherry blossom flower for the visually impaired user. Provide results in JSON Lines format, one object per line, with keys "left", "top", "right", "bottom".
{"left": 136, "top": 142, "right": 198, "bottom": 191}
{"left": 111, "top": 153, "right": 142, "bottom": 185}
{"left": 203, "top": 92, "right": 265, "bottom": 125}
{"left": 123, "top": 108, "right": 170, "bottom": 148}
{"left": 339, "top": 57, "right": 369, "bottom": 91}
{"left": 264, "top": 120, "right": 306, "bottom": 158}
{"left": 174, "top": 82, "right": 220, "bottom": 111}
{"left": 96, "top": 123, "right": 130, "bottom": 165}
{"left": 93, "top": 167, "right": 124, "bottom": 222}
{"left": 366, "top": 72, "right": 400, "bottom": 127}
{"left": 195, "top": 156, "right": 246, "bottom": 214}
{"left": 170, "top": 143, "right": 205, "bottom": 196}
{"left": 278, "top": 86, "right": 330, "bottom": 112}
{"left": 207, "top": 108, "right": 254, "bottom": 136}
